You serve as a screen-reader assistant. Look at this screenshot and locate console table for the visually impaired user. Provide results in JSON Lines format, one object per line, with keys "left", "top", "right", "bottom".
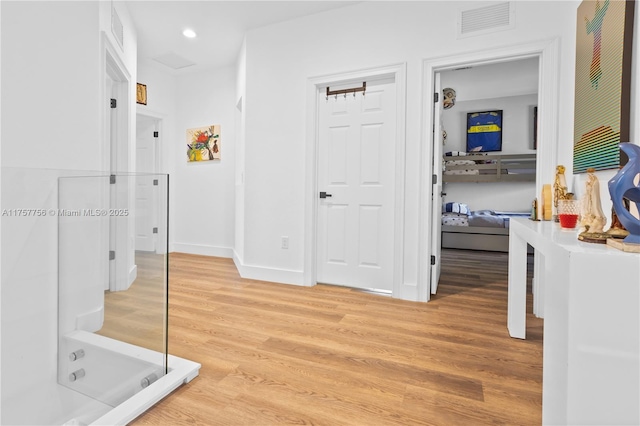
{"left": 508, "top": 218, "right": 639, "bottom": 425}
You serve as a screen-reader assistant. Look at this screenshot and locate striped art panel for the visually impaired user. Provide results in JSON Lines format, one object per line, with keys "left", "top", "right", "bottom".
{"left": 573, "top": 0, "right": 633, "bottom": 174}
{"left": 573, "top": 125, "right": 620, "bottom": 173}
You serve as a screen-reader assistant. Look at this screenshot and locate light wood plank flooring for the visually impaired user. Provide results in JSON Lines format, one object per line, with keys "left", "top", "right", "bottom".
{"left": 105, "top": 249, "right": 542, "bottom": 425}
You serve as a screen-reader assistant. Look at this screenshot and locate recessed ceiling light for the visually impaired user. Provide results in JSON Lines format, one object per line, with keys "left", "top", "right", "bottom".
{"left": 183, "top": 29, "right": 197, "bottom": 38}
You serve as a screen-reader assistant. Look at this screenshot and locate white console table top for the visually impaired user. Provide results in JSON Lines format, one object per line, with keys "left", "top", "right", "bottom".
{"left": 510, "top": 217, "right": 638, "bottom": 256}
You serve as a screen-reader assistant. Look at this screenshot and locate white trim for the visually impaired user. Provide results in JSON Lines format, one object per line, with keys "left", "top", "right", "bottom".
{"left": 136, "top": 107, "right": 167, "bottom": 120}
{"left": 91, "top": 354, "right": 199, "bottom": 426}
{"left": 233, "top": 251, "right": 304, "bottom": 286}
{"left": 100, "top": 31, "right": 131, "bottom": 174}
{"left": 64, "top": 331, "right": 200, "bottom": 426}
{"left": 172, "top": 243, "right": 233, "bottom": 259}
{"left": 101, "top": 31, "right": 134, "bottom": 294}
{"left": 419, "top": 38, "right": 560, "bottom": 302}
{"left": 128, "top": 264, "right": 137, "bottom": 287}
{"left": 304, "top": 63, "right": 407, "bottom": 298}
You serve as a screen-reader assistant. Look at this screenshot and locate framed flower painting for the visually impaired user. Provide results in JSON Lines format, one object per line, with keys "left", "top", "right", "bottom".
{"left": 186, "top": 125, "right": 221, "bottom": 162}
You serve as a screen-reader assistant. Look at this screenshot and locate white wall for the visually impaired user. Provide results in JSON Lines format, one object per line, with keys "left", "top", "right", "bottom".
{"left": 441, "top": 56, "right": 539, "bottom": 102}
{"left": 0, "top": 1, "right": 137, "bottom": 421}
{"left": 172, "top": 66, "right": 236, "bottom": 257}
{"left": 238, "top": 1, "right": 580, "bottom": 296}
{"left": 442, "top": 94, "right": 538, "bottom": 154}
{"left": 136, "top": 61, "right": 237, "bottom": 259}
{"left": 570, "top": 1, "right": 640, "bottom": 223}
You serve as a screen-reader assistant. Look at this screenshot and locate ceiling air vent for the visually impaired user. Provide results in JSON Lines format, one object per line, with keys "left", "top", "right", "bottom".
{"left": 458, "top": 2, "right": 514, "bottom": 39}
{"left": 152, "top": 52, "right": 196, "bottom": 70}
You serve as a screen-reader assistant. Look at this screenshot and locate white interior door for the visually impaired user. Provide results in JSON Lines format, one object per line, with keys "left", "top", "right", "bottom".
{"left": 317, "top": 78, "right": 396, "bottom": 292}
{"left": 135, "top": 115, "right": 159, "bottom": 252}
{"left": 431, "top": 73, "right": 444, "bottom": 294}
{"left": 135, "top": 115, "right": 158, "bottom": 252}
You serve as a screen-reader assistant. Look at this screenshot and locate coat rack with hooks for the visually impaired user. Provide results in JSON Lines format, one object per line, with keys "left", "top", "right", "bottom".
{"left": 326, "top": 82, "right": 366, "bottom": 100}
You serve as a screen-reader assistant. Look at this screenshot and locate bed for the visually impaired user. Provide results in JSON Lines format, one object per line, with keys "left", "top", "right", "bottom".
{"left": 441, "top": 204, "right": 532, "bottom": 252}
{"left": 442, "top": 152, "right": 536, "bottom": 183}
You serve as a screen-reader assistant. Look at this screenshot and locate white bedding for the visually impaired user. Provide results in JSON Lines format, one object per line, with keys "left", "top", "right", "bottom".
{"left": 441, "top": 209, "right": 530, "bottom": 228}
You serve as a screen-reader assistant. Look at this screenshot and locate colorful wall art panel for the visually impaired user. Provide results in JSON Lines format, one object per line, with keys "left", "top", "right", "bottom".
{"left": 573, "top": 0, "right": 634, "bottom": 173}
{"left": 187, "top": 125, "right": 221, "bottom": 162}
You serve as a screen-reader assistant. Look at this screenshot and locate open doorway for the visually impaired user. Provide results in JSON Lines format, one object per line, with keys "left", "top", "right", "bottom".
{"left": 435, "top": 58, "right": 539, "bottom": 294}
{"left": 420, "top": 39, "right": 560, "bottom": 304}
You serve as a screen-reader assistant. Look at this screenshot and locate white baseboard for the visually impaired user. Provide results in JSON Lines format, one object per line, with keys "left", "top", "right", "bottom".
{"left": 232, "top": 250, "right": 305, "bottom": 286}
{"left": 396, "top": 283, "right": 420, "bottom": 302}
{"left": 128, "top": 264, "right": 137, "bottom": 288}
{"left": 171, "top": 243, "right": 234, "bottom": 258}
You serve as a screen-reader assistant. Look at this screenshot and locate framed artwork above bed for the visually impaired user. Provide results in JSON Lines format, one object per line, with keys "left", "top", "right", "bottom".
{"left": 466, "top": 110, "right": 503, "bottom": 152}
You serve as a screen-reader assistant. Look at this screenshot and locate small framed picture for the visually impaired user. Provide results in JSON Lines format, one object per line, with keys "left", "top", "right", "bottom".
{"left": 136, "top": 83, "right": 147, "bottom": 105}
{"left": 466, "top": 110, "right": 503, "bottom": 152}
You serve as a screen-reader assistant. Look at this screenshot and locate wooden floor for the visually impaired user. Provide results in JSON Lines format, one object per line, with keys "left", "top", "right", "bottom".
{"left": 116, "top": 249, "right": 543, "bottom": 425}
{"left": 98, "top": 251, "right": 167, "bottom": 353}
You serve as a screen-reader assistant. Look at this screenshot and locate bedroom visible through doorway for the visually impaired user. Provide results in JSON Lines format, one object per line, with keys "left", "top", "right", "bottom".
{"left": 432, "top": 56, "right": 541, "bottom": 297}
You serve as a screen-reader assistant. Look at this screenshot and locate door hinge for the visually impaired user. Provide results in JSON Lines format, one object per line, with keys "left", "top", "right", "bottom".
{"left": 432, "top": 174, "right": 438, "bottom": 185}
{"left": 153, "top": 227, "right": 158, "bottom": 234}
{"left": 434, "top": 92, "right": 439, "bottom": 103}
{"left": 153, "top": 131, "right": 159, "bottom": 138}
{"left": 110, "top": 98, "right": 117, "bottom": 108}
{"left": 110, "top": 174, "right": 116, "bottom": 184}
{"left": 109, "top": 250, "right": 116, "bottom": 261}
{"left": 153, "top": 179, "right": 158, "bottom": 186}
{"left": 431, "top": 255, "right": 436, "bottom": 265}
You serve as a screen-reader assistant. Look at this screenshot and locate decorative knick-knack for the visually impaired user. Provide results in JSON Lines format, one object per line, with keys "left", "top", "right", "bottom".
{"left": 578, "top": 168, "right": 609, "bottom": 243}
{"left": 553, "top": 165, "right": 570, "bottom": 219}
{"left": 608, "top": 143, "right": 640, "bottom": 245}
{"left": 581, "top": 168, "right": 607, "bottom": 233}
{"left": 605, "top": 204, "right": 630, "bottom": 239}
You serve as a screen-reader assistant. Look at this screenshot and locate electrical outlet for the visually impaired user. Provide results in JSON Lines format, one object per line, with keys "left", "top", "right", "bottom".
{"left": 281, "top": 236, "right": 289, "bottom": 249}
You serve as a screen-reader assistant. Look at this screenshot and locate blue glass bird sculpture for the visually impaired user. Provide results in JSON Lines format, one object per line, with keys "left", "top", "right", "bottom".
{"left": 608, "top": 143, "right": 640, "bottom": 245}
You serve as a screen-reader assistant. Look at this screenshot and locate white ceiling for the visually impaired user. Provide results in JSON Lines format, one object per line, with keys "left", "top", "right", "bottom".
{"left": 440, "top": 57, "right": 540, "bottom": 102}
{"left": 126, "top": 1, "right": 359, "bottom": 73}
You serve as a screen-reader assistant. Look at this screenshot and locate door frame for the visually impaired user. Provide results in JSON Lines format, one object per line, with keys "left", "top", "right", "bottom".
{"left": 101, "top": 32, "right": 133, "bottom": 292}
{"left": 418, "top": 39, "right": 560, "bottom": 302}
{"left": 304, "top": 63, "right": 407, "bottom": 297}
{"left": 430, "top": 72, "right": 444, "bottom": 295}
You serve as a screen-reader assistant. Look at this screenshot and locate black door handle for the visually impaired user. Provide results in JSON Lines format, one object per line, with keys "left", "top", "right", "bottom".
{"left": 319, "top": 192, "right": 333, "bottom": 199}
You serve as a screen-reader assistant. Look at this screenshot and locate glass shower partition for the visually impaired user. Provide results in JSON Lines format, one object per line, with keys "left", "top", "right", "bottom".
{"left": 57, "top": 172, "right": 169, "bottom": 425}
